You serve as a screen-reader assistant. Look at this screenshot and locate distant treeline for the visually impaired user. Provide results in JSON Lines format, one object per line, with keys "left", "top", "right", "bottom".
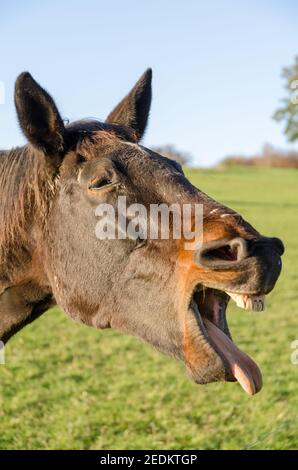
{"left": 152, "top": 145, "right": 191, "bottom": 165}
{"left": 219, "top": 144, "right": 298, "bottom": 169}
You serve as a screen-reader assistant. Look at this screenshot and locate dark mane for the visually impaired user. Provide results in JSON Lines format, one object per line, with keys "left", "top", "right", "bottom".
{"left": 65, "top": 119, "right": 137, "bottom": 145}
{"left": 0, "top": 146, "right": 53, "bottom": 279}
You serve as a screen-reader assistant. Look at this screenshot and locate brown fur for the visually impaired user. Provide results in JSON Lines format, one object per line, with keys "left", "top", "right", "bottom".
{"left": 0, "top": 70, "right": 284, "bottom": 389}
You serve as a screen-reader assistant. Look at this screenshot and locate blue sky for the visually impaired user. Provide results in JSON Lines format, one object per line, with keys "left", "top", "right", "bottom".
{"left": 0, "top": 0, "right": 297, "bottom": 166}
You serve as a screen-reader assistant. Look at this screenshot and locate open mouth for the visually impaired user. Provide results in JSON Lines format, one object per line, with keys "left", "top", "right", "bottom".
{"left": 190, "top": 287, "right": 265, "bottom": 395}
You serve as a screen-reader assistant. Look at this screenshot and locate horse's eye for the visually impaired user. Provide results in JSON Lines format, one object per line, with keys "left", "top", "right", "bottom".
{"left": 89, "top": 177, "right": 113, "bottom": 190}
{"left": 77, "top": 154, "right": 87, "bottom": 164}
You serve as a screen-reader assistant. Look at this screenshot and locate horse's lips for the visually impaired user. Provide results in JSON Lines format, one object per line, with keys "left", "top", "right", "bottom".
{"left": 203, "top": 318, "right": 263, "bottom": 395}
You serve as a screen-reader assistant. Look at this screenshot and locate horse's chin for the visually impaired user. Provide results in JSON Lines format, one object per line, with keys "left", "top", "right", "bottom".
{"left": 185, "top": 286, "right": 264, "bottom": 396}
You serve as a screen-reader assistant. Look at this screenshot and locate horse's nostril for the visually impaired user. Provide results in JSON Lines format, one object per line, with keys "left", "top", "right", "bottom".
{"left": 195, "top": 237, "right": 248, "bottom": 268}
{"left": 229, "top": 237, "right": 248, "bottom": 262}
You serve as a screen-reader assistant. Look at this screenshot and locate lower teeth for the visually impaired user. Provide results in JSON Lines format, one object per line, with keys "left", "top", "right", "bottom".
{"left": 226, "top": 292, "right": 266, "bottom": 312}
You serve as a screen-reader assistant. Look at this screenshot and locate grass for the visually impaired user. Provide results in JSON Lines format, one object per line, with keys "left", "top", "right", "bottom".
{"left": 0, "top": 165, "right": 297, "bottom": 450}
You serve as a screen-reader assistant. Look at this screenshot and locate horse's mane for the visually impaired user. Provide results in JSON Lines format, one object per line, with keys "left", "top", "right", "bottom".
{"left": 0, "top": 146, "right": 53, "bottom": 274}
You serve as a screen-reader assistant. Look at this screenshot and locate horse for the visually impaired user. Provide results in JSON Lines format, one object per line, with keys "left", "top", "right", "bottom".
{"left": 0, "top": 69, "right": 284, "bottom": 395}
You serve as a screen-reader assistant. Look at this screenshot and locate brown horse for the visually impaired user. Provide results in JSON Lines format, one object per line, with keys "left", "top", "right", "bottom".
{"left": 0, "top": 70, "right": 284, "bottom": 395}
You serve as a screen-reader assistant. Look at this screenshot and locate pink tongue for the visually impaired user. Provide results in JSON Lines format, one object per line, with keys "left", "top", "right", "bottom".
{"left": 204, "top": 318, "right": 262, "bottom": 395}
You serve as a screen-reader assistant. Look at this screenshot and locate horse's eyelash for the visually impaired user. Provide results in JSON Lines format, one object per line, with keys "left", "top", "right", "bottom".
{"left": 89, "top": 178, "right": 113, "bottom": 190}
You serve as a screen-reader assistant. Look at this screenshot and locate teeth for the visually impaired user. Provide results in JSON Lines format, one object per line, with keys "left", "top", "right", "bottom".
{"left": 226, "top": 292, "right": 266, "bottom": 312}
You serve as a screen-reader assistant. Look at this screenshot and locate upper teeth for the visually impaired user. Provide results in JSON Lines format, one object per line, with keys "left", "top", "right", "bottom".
{"left": 226, "top": 292, "right": 266, "bottom": 312}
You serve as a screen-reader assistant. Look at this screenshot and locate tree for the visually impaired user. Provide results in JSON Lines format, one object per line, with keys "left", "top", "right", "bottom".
{"left": 152, "top": 145, "right": 191, "bottom": 166}
{"left": 273, "top": 56, "right": 298, "bottom": 142}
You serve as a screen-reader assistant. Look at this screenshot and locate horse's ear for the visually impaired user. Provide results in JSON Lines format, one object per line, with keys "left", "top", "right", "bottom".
{"left": 15, "top": 72, "right": 65, "bottom": 157}
{"left": 106, "top": 68, "right": 152, "bottom": 141}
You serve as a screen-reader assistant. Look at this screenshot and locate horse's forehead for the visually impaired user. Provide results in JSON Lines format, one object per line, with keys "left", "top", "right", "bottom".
{"left": 67, "top": 120, "right": 138, "bottom": 149}
{"left": 75, "top": 133, "right": 150, "bottom": 168}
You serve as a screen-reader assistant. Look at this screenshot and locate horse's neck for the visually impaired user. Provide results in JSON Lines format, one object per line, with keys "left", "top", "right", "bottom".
{"left": 0, "top": 147, "right": 55, "bottom": 342}
{"left": 0, "top": 146, "right": 41, "bottom": 290}
{"left": 0, "top": 247, "right": 54, "bottom": 342}
{"left": 0, "top": 283, "right": 55, "bottom": 343}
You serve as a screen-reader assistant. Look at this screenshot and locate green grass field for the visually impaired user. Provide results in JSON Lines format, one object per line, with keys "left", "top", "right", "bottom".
{"left": 0, "top": 166, "right": 297, "bottom": 450}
